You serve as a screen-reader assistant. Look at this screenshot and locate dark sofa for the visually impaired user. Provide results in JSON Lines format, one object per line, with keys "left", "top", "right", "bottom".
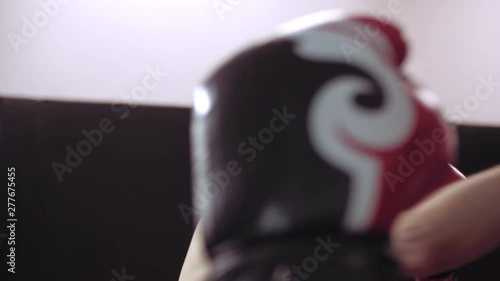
{"left": 0, "top": 97, "right": 498, "bottom": 281}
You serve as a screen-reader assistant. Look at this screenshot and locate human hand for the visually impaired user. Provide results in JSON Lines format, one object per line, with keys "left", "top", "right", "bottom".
{"left": 390, "top": 165, "right": 500, "bottom": 277}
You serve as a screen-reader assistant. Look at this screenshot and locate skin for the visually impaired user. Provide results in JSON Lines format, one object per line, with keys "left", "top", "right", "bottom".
{"left": 391, "top": 164, "right": 500, "bottom": 277}
{"left": 179, "top": 165, "right": 500, "bottom": 280}
{"left": 178, "top": 222, "right": 211, "bottom": 281}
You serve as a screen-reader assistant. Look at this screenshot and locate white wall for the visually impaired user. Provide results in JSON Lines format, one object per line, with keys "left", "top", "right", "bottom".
{"left": 0, "top": 0, "right": 499, "bottom": 125}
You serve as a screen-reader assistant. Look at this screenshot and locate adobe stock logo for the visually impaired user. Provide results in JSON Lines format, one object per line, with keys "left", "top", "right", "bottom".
{"left": 109, "top": 267, "right": 135, "bottom": 281}
{"left": 383, "top": 127, "right": 447, "bottom": 192}
{"left": 179, "top": 106, "right": 297, "bottom": 225}
{"left": 8, "top": 0, "right": 72, "bottom": 53}
{"left": 444, "top": 74, "right": 499, "bottom": 123}
{"left": 277, "top": 235, "right": 340, "bottom": 281}
{"left": 340, "top": 0, "right": 408, "bottom": 63}
{"left": 51, "top": 65, "right": 169, "bottom": 183}
{"left": 212, "top": 0, "right": 243, "bottom": 21}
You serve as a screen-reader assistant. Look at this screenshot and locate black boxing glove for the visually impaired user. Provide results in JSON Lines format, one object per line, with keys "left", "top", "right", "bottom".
{"left": 191, "top": 11, "right": 463, "bottom": 281}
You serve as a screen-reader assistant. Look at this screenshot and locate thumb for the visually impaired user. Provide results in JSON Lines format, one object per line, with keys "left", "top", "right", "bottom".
{"left": 390, "top": 165, "right": 500, "bottom": 277}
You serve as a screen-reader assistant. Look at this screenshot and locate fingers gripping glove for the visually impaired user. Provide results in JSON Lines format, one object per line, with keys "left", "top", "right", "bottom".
{"left": 191, "top": 11, "right": 464, "bottom": 281}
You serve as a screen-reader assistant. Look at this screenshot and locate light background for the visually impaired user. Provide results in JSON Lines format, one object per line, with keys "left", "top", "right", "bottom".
{"left": 0, "top": 0, "right": 499, "bottom": 125}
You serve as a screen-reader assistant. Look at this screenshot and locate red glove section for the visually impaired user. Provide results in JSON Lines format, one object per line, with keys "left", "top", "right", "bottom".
{"left": 367, "top": 94, "right": 464, "bottom": 234}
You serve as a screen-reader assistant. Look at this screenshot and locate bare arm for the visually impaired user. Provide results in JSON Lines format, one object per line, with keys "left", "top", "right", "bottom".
{"left": 178, "top": 222, "right": 212, "bottom": 281}
{"left": 391, "top": 165, "right": 500, "bottom": 276}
